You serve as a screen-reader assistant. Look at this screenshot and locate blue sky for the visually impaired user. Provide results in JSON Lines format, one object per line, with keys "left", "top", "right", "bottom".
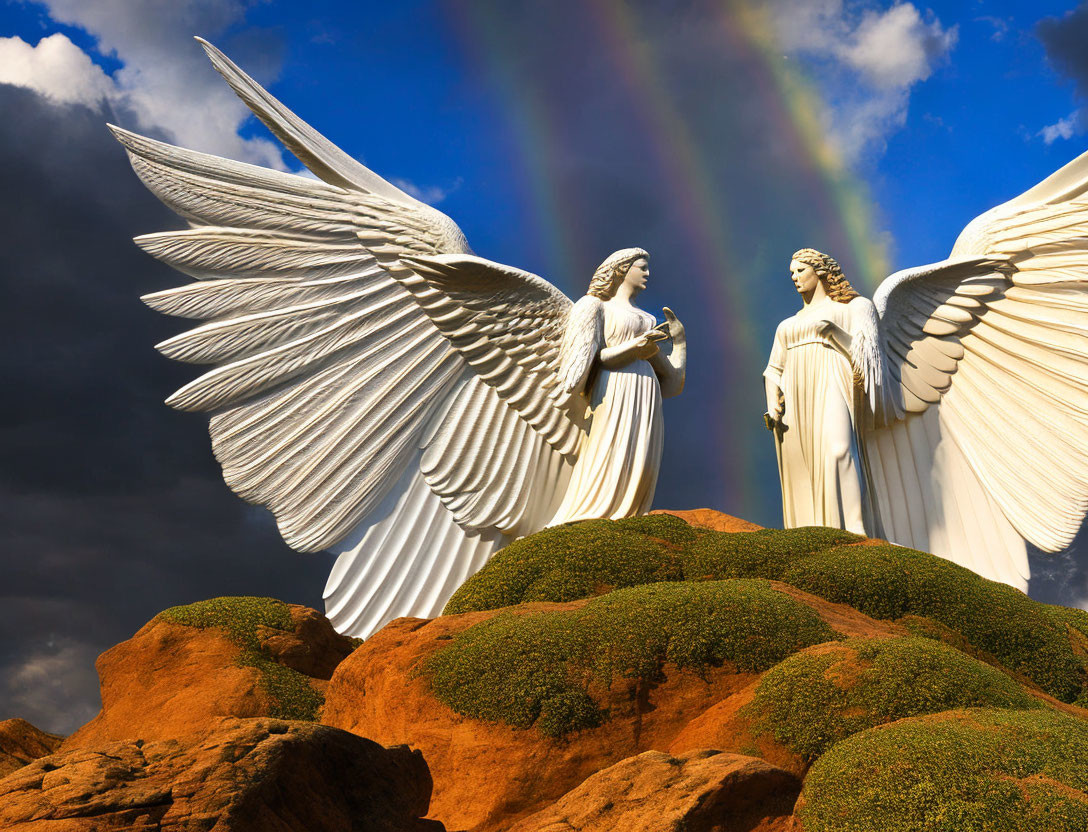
{"left": 3, "top": 0, "right": 1088, "bottom": 731}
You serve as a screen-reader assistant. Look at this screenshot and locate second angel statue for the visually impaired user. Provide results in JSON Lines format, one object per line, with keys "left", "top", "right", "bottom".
{"left": 765, "top": 155, "right": 1088, "bottom": 594}
{"left": 112, "top": 40, "right": 686, "bottom": 638}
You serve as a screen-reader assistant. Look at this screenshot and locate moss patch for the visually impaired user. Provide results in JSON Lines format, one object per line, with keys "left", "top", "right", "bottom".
{"left": 444, "top": 517, "right": 859, "bottom": 615}
{"left": 428, "top": 580, "right": 841, "bottom": 738}
{"left": 746, "top": 637, "right": 1042, "bottom": 760}
{"left": 158, "top": 596, "right": 323, "bottom": 721}
{"left": 800, "top": 708, "right": 1088, "bottom": 832}
{"left": 680, "top": 525, "right": 862, "bottom": 580}
{"left": 447, "top": 519, "right": 1088, "bottom": 703}
{"left": 781, "top": 545, "right": 1088, "bottom": 703}
{"left": 443, "top": 516, "right": 691, "bottom": 615}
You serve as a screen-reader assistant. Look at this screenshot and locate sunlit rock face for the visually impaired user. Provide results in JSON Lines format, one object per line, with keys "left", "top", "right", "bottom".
{"left": 4, "top": 514, "right": 1088, "bottom": 832}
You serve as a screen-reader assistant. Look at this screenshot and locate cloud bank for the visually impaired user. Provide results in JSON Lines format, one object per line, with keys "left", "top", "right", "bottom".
{"left": 754, "top": 0, "right": 957, "bottom": 163}
{"left": 1038, "top": 4, "right": 1088, "bottom": 145}
{"left": 0, "top": 0, "right": 285, "bottom": 166}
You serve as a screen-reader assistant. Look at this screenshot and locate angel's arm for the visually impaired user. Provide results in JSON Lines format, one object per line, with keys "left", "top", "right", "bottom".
{"left": 763, "top": 322, "right": 786, "bottom": 425}
{"left": 599, "top": 329, "right": 664, "bottom": 369}
{"left": 647, "top": 307, "right": 686, "bottom": 398}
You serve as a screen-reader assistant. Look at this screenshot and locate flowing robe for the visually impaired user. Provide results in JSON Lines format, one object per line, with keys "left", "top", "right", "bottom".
{"left": 764, "top": 297, "right": 877, "bottom": 535}
{"left": 550, "top": 301, "right": 664, "bottom": 524}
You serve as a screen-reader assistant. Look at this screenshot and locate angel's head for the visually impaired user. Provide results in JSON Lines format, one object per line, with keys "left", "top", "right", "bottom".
{"left": 588, "top": 247, "right": 650, "bottom": 299}
{"left": 790, "top": 248, "right": 859, "bottom": 304}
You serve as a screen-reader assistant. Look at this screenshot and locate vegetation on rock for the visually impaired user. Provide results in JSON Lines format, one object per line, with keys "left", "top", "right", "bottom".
{"left": 799, "top": 708, "right": 1088, "bottom": 832}
{"left": 443, "top": 516, "right": 690, "bottom": 614}
{"left": 780, "top": 545, "right": 1088, "bottom": 704}
{"left": 158, "top": 597, "right": 324, "bottom": 721}
{"left": 446, "top": 518, "right": 1088, "bottom": 704}
{"left": 444, "top": 515, "right": 858, "bottom": 614}
{"left": 745, "top": 637, "right": 1042, "bottom": 760}
{"left": 427, "top": 579, "right": 841, "bottom": 738}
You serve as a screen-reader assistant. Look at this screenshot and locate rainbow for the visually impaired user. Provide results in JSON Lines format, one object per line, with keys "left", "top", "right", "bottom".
{"left": 441, "top": 0, "right": 889, "bottom": 518}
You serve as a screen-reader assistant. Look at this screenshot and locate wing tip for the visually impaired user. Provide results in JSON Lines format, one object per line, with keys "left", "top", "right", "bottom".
{"left": 194, "top": 36, "right": 224, "bottom": 64}
{"left": 107, "top": 122, "right": 137, "bottom": 146}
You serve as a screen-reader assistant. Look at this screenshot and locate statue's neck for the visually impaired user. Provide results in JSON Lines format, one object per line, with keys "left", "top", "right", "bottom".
{"left": 801, "top": 280, "right": 830, "bottom": 307}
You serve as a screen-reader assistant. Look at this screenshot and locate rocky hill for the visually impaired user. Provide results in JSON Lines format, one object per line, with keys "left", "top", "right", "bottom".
{"left": 3, "top": 511, "right": 1087, "bottom": 831}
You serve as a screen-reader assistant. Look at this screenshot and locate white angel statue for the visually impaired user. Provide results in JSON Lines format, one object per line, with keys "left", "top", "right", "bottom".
{"left": 111, "top": 40, "right": 686, "bottom": 638}
{"left": 764, "top": 156, "right": 1088, "bottom": 592}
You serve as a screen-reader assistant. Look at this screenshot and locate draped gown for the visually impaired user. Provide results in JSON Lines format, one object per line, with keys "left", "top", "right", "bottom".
{"left": 549, "top": 302, "right": 664, "bottom": 524}
{"left": 764, "top": 297, "right": 877, "bottom": 535}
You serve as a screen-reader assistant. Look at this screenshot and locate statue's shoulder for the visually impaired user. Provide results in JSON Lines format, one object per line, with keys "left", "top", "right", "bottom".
{"left": 571, "top": 294, "right": 603, "bottom": 313}
{"left": 846, "top": 295, "right": 879, "bottom": 326}
{"left": 847, "top": 295, "right": 876, "bottom": 310}
{"left": 569, "top": 294, "right": 605, "bottom": 326}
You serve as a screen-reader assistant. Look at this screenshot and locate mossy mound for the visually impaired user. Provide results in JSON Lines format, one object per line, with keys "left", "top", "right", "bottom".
{"left": 446, "top": 518, "right": 1088, "bottom": 704}
{"left": 444, "top": 516, "right": 858, "bottom": 615}
{"left": 779, "top": 545, "right": 1088, "bottom": 704}
{"left": 427, "top": 580, "right": 841, "bottom": 738}
{"left": 443, "top": 516, "right": 692, "bottom": 615}
{"left": 679, "top": 525, "right": 863, "bottom": 579}
{"left": 746, "top": 637, "right": 1042, "bottom": 760}
{"left": 158, "top": 596, "right": 324, "bottom": 721}
{"left": 799, "top": 708, "right": 1088, "bottom": 832}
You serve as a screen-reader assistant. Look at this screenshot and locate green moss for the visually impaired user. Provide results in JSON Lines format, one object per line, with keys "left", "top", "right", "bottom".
{"left": 443, "top": 519, "right": 689, "bottom": 615}
{"left": 427, "top": 580, "right": 841, "bottom": 738}
{"left": 799, "top": 708, "right": 1088, "bottom": 832}
{"left": 157, "top": 596, "right": 323, "bottom": 721}
{"left": 746, "top": 637, "right": 1042, "bottom": 760}
{"left": 444, "top": 518, "right": 858, "bottom": 615}
{"left": 681, "top": 526, "right": 863, "bottom": 580}
{"left": 781, "top": 545, "right": 1088, "bottom": 703}
{"left": 447, "top": 519, "right": 1088, "bottom": 703}
{"left": 607, "top": 513, "right": 705, "bottom": 544}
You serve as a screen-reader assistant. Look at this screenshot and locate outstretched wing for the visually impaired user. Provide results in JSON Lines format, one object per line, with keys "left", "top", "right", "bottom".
{"left": 118, "top": 40, "right": 588, "bottom": 635}
{"left": 397, "top": 254, "right": 583, "bottom": 454}
{"left": 861, "top": 149, "right": 1088, "bottom": 587}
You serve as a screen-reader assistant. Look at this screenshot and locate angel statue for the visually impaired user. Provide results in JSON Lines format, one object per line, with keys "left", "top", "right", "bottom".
{"left": 110, "top": 40, "right": 686, "bottom": 638}
{"left": 764, "top": 154, "right": 1088, "bottom": 593}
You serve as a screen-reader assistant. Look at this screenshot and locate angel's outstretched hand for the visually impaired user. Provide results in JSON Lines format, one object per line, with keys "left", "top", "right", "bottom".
{"left": 662, "top": 307, "right": 686, "bottom": 344}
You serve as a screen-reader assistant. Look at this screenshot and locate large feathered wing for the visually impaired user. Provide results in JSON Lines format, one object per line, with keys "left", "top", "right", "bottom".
{"left": 116, "top": 39, "right": 594, "bottom": 636}
{"left": 859, "top": 148, "right": 1088, "bottom": 588}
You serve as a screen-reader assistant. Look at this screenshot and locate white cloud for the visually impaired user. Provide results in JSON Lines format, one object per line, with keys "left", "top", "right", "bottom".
{"left": 845, "top": 3, "right": 956, "bottom": 89}
{"left": 754, "top": 1, "right": 957, "bottom": 162}
{"left": 975, "top": 15, "right": 1010, "bottom": 43}
{"left": 1039, "top": 112, "right": 1079, "bottom": 145}
{"left": 4, "top": 0, "right": 285, "bottom": 169}
{"left": 391, "top": 176, "right": 463, "bottom": 206}
{"left": 0, "top": 33, "right": 115, "bottom": 106}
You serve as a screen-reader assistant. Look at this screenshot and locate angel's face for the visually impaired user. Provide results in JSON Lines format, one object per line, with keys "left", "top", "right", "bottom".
{"left": 790, "top": 260, "right": 818, "bottom": 295}
{"left": 624, "top": 258, "right": 649, "bottom": 292}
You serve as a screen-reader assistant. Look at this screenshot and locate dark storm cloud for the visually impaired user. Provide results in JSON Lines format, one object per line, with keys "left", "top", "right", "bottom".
{"left": 0, "top": 84, "right": 329, "bottom": 733}
{"left": 1038, "top": 4, "right": 1088, "bottom": 99}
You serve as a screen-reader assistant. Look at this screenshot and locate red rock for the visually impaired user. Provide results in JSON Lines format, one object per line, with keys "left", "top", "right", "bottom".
{"left": 321, "top": 588, "right": 898, "bottom": 832}
{"left": 508, "top": 748, "right": 800, "bottom": 832}
{"left": 0, "top": 718, "right": 63, "bottom": 778}
{"left": 0, "top": 717, "right": 443, "bottom": 831}
{"left": 64, "top": 602, "right": 355, "bottom": 750}
{"left": 670, "top": 681, "right": 805, "bottom": 777}
{"left": 651, "top": 508, "right": 764, "bottom": 532}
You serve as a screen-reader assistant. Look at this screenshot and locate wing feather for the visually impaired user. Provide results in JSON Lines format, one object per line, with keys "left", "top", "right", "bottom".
{"left": 117, "top": 41, "right": 599, "bottom": 637}
{"left": 865, "top": 147, "right": 1088, "bottom": 586}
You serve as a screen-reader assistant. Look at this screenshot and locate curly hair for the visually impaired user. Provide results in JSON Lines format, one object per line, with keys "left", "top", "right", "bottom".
{"left": 791, "top": 248, "right": 859, "bottom": 303}
{"left": 587, "top": 247, "right": 649, "bottom": 299}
